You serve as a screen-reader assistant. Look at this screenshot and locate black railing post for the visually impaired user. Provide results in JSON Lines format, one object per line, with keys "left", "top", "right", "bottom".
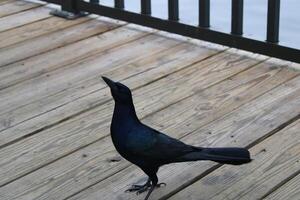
{"left": 231, "top": 0, "right": 243, "bottom": 35}
{"left": 267, "top": 0, "right": 280, "bottom": 43}
{"left": 115, "top": 0, "right": 124, "bottom": 9}
{"left": 199, "top": 0, "right": 210, "bottom": 28}
{"left": 50, "top": 0, "right": 87, "bottom": 19}
{"left": 168, "top": 0, "right": 179, "bottom": 21}
{"left": 141, "top": 0, "right": 151, "bottom": 15}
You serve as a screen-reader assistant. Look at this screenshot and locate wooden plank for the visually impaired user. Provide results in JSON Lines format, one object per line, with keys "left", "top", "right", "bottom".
{"left": 0, "top": 6, "right": 50, "bottom": 33}
{"left": 0, "top": 34, "right": 220, "bottom": 146}
{"left": 171, "top": 120, "right": 300, "bottom": 200}
{"left": 0, "top": 32, "right": 180, "bottom": 132}
{"left": 0, "top": 51, "right": 275, "bottom": 189}
{"left": 66, "top": 74, "right": 300, "bottom": 200}
{"left": 0, "top": 18, "right": 121, "bottom": 67}
{"left": 0, "top": 16, "right": 90, "bottom": 49}
{"left": 0, "top": 24, "right": 146, "bottom": 90}
{"left": 0, "top": 59, "right": 297, "bottom": 199}
{"left": 0, "top": 0, "right": 41, "bottom": 18}
{"left": 265, "top": 173, "right": 300, "bottom": 200}
{"left": 0, "top": 0, "right": 15, "bottom": 5}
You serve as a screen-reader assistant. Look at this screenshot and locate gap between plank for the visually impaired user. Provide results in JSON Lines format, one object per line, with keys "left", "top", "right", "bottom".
{"left": 0, "top": 2, "right": 43, "bottom": 19}
{"left": 163, "top": 113, "right": 300, "bottom": 200}
{"left": 0, "top": 38, "right": 223, "bottom": 149}
{"left": 64, "top": 82, "right": 300, "bottom": 200}
{"left": 259, "top": 168, "right": 300, "bottom": 200}
{"left": 0, "top": 17, "right": 118, "bottom": 68}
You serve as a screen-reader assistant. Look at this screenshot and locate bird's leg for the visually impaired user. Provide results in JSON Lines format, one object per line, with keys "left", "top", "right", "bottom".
{"left": 125, "top": 178, "right": 151, "bottom": 194}
{"left": 143, "top": 174, "right": 168, "bottom": 200}
{"left": 144, "top": 184, "right": 155, "bottom": 200}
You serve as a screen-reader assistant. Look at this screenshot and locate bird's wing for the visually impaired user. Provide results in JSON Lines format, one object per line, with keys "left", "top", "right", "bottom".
{"left": 125, "top": 124, "right": 194, "bottom": 162}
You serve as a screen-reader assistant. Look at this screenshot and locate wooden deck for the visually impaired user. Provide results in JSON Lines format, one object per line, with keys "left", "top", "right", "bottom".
{"left": 0, "top": 1, "right": 300, "bottom": 200}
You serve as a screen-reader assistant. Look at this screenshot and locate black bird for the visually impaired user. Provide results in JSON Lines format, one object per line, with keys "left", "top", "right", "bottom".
{"left": 102, "top": 76, "right": 251, "bottom": 200}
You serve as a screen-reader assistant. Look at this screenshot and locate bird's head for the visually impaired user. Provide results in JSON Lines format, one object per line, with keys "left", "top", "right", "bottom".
{"left": 102, "top": 76, "right": 133, "bottom": 104}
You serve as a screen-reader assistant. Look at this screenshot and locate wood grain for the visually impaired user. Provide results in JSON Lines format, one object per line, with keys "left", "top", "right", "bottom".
{"left": 0, "top": 6, "right": 50, "bottom": 33}
{"left": 0, "top": 18, "right": 119, "bottom": 67}
{"left": 0, "top": 0, "right": 41, "bottom": 18}
{"left": 0, "top": 35, "right": 220, "bottom": 147}
{"left": 67, "top": 74, "right": 300, "bottom": 200}
{"left": 0, "top": 2, "right": 299, "bottom": 199}
{"left": 0, "top": 16, "right": 90, "bottom": 49}
{"left": 170, "top": 120, "right": 300, "bottom": 200}
{"left": 0, "top": 32, "right": 179, "bottom": 134}
{"left": 0, "top": 47, "right": 265, "bottom": 186}
{"left": 0, "top": 54, "right": 291, "bottom": 198}
{"left": 264, "top": 172, "right": 300, "bottom": 200}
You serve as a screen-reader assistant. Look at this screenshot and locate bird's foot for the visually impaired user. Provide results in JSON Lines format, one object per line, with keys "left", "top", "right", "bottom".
{"left": 125, "top": 182, "right": 151, "bottom": 194}
{"left": 125, "top": 182, "right": 166, "bottom": 195}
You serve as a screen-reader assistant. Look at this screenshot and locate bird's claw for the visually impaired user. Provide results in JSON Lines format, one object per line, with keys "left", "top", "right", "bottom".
{"left": 125, "top": 183, "right": 151, "bottom": 194}
{"left": 125, "top": 182, "right": 167, "bottom": 195}
{"left": 157, "top": 182, "right": 166, "bottom": 188}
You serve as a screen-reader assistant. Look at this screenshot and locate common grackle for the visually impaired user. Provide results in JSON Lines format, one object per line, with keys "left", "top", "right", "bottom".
{"left": 102, "top": 76, "right": 251, "bottom": 200}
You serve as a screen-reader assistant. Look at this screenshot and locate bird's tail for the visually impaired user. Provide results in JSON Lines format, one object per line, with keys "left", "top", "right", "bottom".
{"left": 181, "top": 147, "right": 252, "bottom": 165}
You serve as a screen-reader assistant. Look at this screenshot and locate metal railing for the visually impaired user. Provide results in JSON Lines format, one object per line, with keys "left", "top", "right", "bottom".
{"left": 41, "top": 0, "right": 300, "bottom": 63}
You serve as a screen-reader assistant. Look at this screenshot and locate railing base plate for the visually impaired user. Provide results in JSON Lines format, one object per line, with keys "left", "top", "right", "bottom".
{"left": 50, "top": 9, "right": 88, "bottom": 20}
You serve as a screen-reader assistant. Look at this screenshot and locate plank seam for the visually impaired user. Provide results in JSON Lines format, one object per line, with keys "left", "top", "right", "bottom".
{"left": 260, "top": 168, "right": 300, "bottom": 200}
{"left": 0, "top": 6, "right": 51, "bottom": 34}
{"left": 142, "top": 55, "right": 269, "bottom": 120}
{"left": 0, "top": 16, "right": 55, "bottom": 49}
{"left": 0, "top": 53, "right": 295, "bottom": 193}
{"left": 0, "top": 17, "right": 102, "bottom": 67}
{"left": 0, "top": 4, "right": 42, "bottom": 19}
{"left": 0, "top": 50, "right": 268, "bottom": 188}
{"left": 0, "top": 45, "right": 225, "bottom": 185}
{"left": 163, "top": 113, "right": 300, "bottom": 200}
{"left": 0, "top": 23, "right": 131, "bottom": 90}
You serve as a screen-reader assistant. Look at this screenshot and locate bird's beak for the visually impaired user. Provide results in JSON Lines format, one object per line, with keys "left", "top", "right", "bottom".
{"left": 102, "top": 76, "right": 116, "bottom": 89}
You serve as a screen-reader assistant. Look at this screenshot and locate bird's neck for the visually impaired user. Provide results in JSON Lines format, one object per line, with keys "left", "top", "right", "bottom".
{"left": 112, "top": 101, "right": 139, "bottom": 125}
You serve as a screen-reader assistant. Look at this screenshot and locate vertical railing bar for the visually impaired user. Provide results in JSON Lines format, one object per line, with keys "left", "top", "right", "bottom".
{"left": 141, "top": 0, "right": 151, "bottom": 15}
{"left": 199, "top": 0, "right": 210, "bottom": 27}
{"left": 267, "top": 0, "right": 280, "bottom": 43}
{"left": 231, "top": 0, "right": 243, "bottom": 35}
{"left": 168, "top": 0, "right": 179, "bottom": 21}
{"left": 61, "top": 0, "right": 77, "bottom": 13}
{"left": 90, "top": 0, "right": 99, "bottom": 4}
{"left": 114, "top": 0, "right": 124, "bottom": 9}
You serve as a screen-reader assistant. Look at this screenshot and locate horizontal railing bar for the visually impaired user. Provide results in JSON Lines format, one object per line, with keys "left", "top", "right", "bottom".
{"left": 267, "top": 0, "right": 280, "bottom": 43}
{"left": 199, "top": 0, "right": 210, "bottom": 27}
{"left": 231, "top": 0, "right": 243, "bottom": 35}
{"left": 90, "top": 0, "right": 99, "bottom": 4}
{"left": 141, "top": 0, "right": 151, "bottom": 15}
{"left": 43, "top": 0, "right": 62, "bottom": 5}
{"left": 76, "top": 0, "right": 300, "bottom": 63}
{"left": 168, "top": 0, "right": 179, "bottom": 21}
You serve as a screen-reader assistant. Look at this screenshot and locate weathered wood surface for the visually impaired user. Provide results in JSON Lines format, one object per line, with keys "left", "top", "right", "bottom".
{"left": 0, "top": 30, "right": 185, "bottom": 146}
{"left": 1, "top": 58, "right": 298, "bottom": 199}
{"left": 265, "top": 172, "right": 300, "bottom": 200}
{"left": 0, "top": 1, "right": 300, "bottom": 200}
{"left": 66, "top": 72, "right": 300, "bottom": 200}
{"left": 0, "top": 0, "right": 15, "bottom": 5}
{"left": 0, "top": 16, "right": 91, "bottom": 49}
{"left": 0, "top": 18, "right": 121, "bottom": 67}
{"left": 0, "top": 0, "right": 41, "bottom": 18}
{"left": 170, "top": 119, "right": 300, "bottom": 200}
{"left": 0, "top": 40, "right": 222, "bottom": 185}
{"left": 0, "top": 6, "right": 50, "bottom": 33}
